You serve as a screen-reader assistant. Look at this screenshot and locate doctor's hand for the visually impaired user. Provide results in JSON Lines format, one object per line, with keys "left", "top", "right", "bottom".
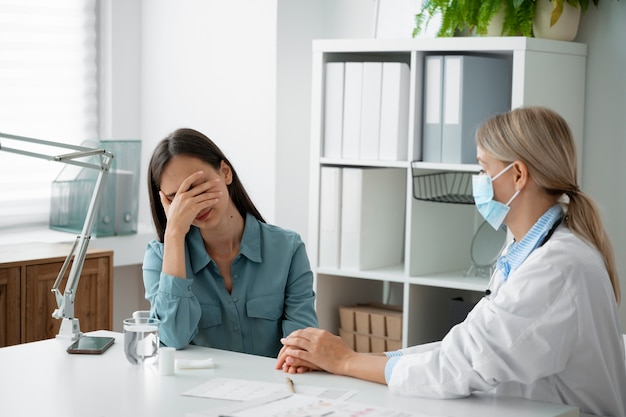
{"left": 276, "top": 328, "right": 390, "bottom": 385}
{"left": 159, "top": 171, "right": 222, "bottom": 237}
{"left": 275, "top": 328, "right": 357, "bottom": 376}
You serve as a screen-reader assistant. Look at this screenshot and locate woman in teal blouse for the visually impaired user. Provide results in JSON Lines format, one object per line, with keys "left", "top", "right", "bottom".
{"left": 143, "top": 128, "right": 318, "bottom": 357}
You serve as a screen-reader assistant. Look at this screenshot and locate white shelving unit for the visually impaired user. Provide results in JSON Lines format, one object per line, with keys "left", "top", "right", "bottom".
{"left": 308, "top": 37, "right": 587, "bottom": 347}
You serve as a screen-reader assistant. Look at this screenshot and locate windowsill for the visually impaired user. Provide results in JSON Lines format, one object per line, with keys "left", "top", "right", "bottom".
{"left": 0, "top": 223, "right": 156, "bottom": 267}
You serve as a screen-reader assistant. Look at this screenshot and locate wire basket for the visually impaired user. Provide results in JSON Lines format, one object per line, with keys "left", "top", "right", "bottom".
{"left": 412, "top": 171, "right": 474, "bottom": 204}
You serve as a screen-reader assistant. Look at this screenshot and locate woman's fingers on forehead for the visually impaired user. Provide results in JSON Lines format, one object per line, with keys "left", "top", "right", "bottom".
{"left": 179, "top": 171, "right": 204, "bottom": 190}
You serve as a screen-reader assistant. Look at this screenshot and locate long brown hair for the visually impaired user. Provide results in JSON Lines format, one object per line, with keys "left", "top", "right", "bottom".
{"left": 147, "top": 128, "right": 265, "bottom": 242}
{"left": 476, "top": 106, "right": 620, "bottom": 304}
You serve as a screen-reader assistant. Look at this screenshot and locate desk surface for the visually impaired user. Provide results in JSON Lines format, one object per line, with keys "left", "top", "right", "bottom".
{"left": 0, "top": 331, "right": 578, "bottom": 417}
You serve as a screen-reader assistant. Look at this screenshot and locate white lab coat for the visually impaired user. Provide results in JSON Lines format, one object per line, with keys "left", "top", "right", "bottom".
{"left": 387, "top": 226, "right": 626, "bottom": 417}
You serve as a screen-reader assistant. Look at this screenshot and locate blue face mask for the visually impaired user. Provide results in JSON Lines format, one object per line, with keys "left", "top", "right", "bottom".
{"left": 472, "top": 163, "right": 520, "bottom": 230}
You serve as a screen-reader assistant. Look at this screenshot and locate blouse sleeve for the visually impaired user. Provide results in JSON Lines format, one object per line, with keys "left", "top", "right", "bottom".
{"left": 280, "top": 235, "right": 318, "bottom": 336}
{"left": 142, "top": 240, "right": 202, "bottom": 349}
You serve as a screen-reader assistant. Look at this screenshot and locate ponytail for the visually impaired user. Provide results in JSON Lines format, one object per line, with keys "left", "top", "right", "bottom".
{"left": 566, "top": 191, "right": 620, "bottom": 304}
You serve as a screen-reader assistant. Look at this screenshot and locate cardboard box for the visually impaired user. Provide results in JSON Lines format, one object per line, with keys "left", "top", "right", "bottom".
{"left": 370, "top": 335, "right": 386, "bottom": 352}
{"left": 354, "top": 309, "right": 371, "bottom": 334}
{"left": 355, "top": 333, "right": 370, "bottom": 353}
{"left": 339, "top": 307, "right": 355, "bottom": 331}
{"left": 339, "top": 329, "right": 401, "bottom": 353}
{"left": 385, "top": 338, "right": 402, "bottom": 351}
{"left": 338, "top": 304, "right": 403, "bottom": 353}
{"left": 339, "top": 304, "right": 403, "bottom": 339}
{"left": 369, "top": 310, "right": 386, "bottom": 337}
{"left": 385, "top": 311, "right": 402, "bottom": 340}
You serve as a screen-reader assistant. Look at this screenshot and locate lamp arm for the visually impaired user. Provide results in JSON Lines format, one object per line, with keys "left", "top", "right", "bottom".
{"left": 0, "top": 132, "right": 114, "bottom": 341}
{"left": 51, "top": 164, "right": 111, "bottom": 340}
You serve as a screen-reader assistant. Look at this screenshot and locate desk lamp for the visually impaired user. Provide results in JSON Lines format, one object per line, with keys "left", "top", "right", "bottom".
{"left": 0, "top": 132, "right": 113, "bottom": 342}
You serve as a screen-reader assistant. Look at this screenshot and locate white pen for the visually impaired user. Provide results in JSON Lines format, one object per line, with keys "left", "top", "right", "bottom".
{"left": 286, "top": 377, "right": 296, "bottom": 393}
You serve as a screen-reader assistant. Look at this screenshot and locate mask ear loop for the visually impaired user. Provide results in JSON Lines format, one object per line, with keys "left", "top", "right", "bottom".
{"left": 491, "top": 162, "right": 515, "bottom": 182}
{"left": 505, "top": 189, "right": 520, "bottom": 206}
{"left": 491, "top": 162, "right": 518, "bottom": 207}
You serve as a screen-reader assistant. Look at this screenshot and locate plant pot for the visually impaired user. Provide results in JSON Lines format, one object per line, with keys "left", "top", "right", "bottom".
{"left": 486, "top": 8, "right": 505, "bottom": 36}
{"left": 533, "top": 0, "right": 581, "bottom": 41}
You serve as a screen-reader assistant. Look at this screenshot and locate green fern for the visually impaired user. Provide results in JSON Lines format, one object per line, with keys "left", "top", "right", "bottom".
{"left": 413, "top": 0, "right": 613, "bottom": 39}
{"left": 516, "top": 1, "right": 535, "bottom": 36}
{"left": 476, "top": 0, "right": 506, "bottom": 35}
{"left": 412, "top": 0, "right": 537, "bottom": 38}
{"left": 413, "top": 0, "right": 451, "bottom": 37}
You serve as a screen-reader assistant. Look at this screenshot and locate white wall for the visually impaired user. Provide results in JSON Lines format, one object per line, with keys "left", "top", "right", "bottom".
{"left": 576, "top": 3, "right": 626, "bottom": 322}
{"left": 99, "top": 0, "right": 141, "bottom": 140}
{"left": 140, "top": 0, "right": 278, "bottom": 224}
{"left": 274, "top": 1, "right": 324, "bottom": 236}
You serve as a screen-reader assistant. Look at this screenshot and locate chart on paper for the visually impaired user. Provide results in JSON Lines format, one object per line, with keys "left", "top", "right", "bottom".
{"left": 182, "top": 377, "right": 357, "bottom": 402}
{"left": 190, "top": 392, "right": 446, "bottom": 417}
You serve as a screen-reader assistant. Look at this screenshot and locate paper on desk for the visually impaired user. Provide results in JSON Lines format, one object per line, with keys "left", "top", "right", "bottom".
{"left": 181, "top": 377, "right": 356, "bottom": 402}
{"left": 188, "top": 392, "right": 443, "bottom": 417}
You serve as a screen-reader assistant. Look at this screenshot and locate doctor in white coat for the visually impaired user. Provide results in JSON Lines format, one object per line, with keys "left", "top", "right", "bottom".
{"left": 276, "top": 107, "right": 626, "bottom": 417}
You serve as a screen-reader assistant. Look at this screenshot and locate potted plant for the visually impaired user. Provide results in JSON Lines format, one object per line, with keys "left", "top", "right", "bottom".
{"left": 412, "top": 0, "right": 536, "bottom": 37}
{"left": 413, "top": 0, "right": 611, "bottom": 40}
{"left": 545, "top": 0, "right": 597, "bottom": 26}
{"left": 533, "top": 0, "right": 597, "bottom": 40}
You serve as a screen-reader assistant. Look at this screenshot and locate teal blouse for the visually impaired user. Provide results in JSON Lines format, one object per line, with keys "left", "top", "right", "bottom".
{"left": 142, "top": 213, "right": 318, "bottom": 357}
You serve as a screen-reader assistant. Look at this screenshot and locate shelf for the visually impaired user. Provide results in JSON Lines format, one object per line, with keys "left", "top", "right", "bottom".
{"left": 316, "top": 266, "right": 489, "bottom": 293}
{"left": 407, "top": 270, "right": 489, "bottom": 292}
{"left": 412, "top": 161, "right": 481, "bottom": 172}
{"left": 309, "top": 37, "right": 587, "bottom": 345}
{"left": 320, "top": 157, "right": 409, "bottom": 169}
{"left": 313, "top": 37, "right": 587, "bottom": 56}
{"left": 317, "top": 264, "right": 406, "bottom": 283}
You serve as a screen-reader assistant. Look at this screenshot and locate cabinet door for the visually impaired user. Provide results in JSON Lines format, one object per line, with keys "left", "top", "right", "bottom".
{"left": 24, "top": 256, "right": 112, "bottom": 343}
{"left": 0, "top": 267, "right": 21, "bottom": 347}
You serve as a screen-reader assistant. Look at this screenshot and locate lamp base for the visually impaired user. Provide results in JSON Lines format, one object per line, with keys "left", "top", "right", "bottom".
{"left": 56, "top": 318, "right": 82, "bottom": 342}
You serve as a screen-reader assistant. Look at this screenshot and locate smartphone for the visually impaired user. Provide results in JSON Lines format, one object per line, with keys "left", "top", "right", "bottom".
{"left": 66, "top": 336, "right": 115, "bottom": 354}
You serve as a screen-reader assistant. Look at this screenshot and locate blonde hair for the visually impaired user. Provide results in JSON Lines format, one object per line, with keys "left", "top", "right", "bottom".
{"left": 476, "top": 106, "right": 620, "bottom": 304}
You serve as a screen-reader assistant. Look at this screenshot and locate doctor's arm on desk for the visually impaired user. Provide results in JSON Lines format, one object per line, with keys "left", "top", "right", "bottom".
{"left": 276, "top": 328, "right": 390, "bottom": 385}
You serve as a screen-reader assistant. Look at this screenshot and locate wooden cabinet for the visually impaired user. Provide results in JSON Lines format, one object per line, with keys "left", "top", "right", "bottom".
{"left": 308, "top": 37, "right": 587, "bottom": 347}
{"left": 0, "top": 242, "right": 113, "bottom": 347}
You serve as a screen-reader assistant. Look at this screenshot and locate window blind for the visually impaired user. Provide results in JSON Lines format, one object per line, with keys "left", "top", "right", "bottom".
{"left": 0, "top": 0, "right": 97, "bottom": 229}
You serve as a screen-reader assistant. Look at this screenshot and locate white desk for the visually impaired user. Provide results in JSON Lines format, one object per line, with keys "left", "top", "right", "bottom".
{"left": 0, "top": 331, "right": 579, "bottom": 417}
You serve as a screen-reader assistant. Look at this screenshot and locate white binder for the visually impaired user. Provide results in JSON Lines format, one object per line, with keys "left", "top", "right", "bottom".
{"left": 359, "top": 62, "right": 383, "bottom": 160}
{"left": 341, "top": 62, "right": 363, "bottom": 159}
{"left": 442, "top": 55, "right": 512, "bottom": 164}
{"left": 379, "top": 62, "right": 410, "bottom": 161}
{"left": 340, "top": 167, "right": 406, "bottom": 270}
{"left": 318, "top": 166, "right": 342, "bottom": 268}
{"left": 421, "top": 55, "right": 444, "bottom": 162}
{"left": 323, "top": 62, "right": 345, "bottom": 158}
